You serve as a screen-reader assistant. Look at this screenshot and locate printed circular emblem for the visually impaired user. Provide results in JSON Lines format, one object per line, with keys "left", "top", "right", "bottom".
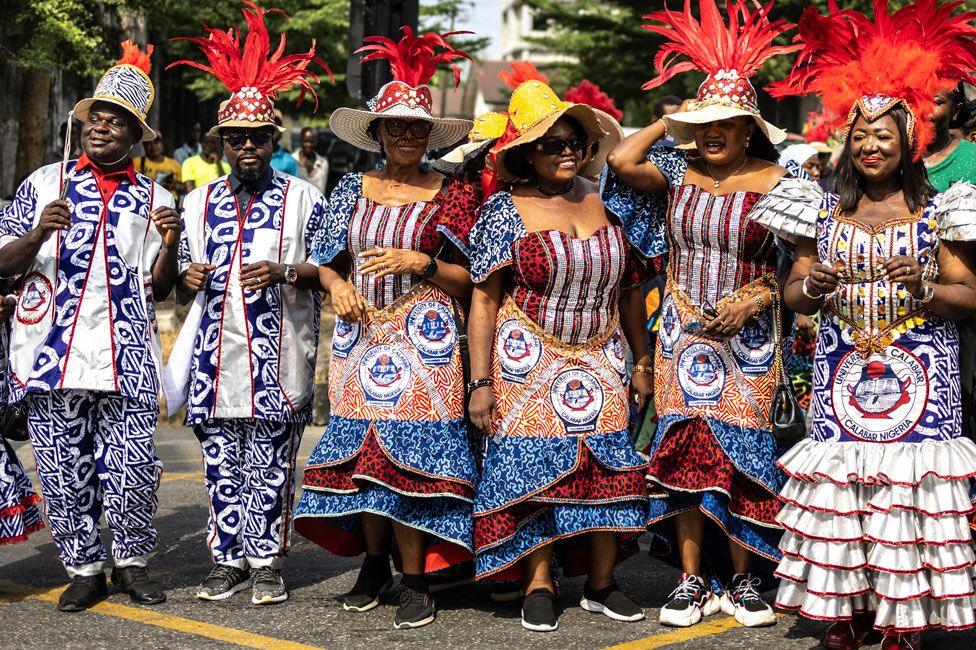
{"left": 406, "top": 301, "right": 456, "bottom": 366}
{"left": 549, "top": 369, "right": 604, "bottom": 433}
{"left": 497, "top": 318, "right": 542, "bottom": 384}
{"left": 602, "top": 332, "right": 628, "bottom": 380}
{"left": 358, "top": 344, "right": 412, "bottom": 408}
{"left": 677, "top": 343, "right": 726, "bottom": 407}
{"left": 17, "top": 272, "right": 53, "bottom": 325}
{"left": 730, "top": 312, "right": 774, "bottom": 374}
{"left": 831, "top": 347, "right": 929, "bottom": 443}
{"left": 658, "top": 295, "right": 681, "bottom": 359}
{"left": 331, "top": 318, "right": 361, "bottom": 360}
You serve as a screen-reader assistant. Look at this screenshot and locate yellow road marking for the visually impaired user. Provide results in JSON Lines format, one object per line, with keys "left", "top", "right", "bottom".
{"left": 0, "top": 580, "right": 324, "bottom": 650}
{"left": 160, "top": 471, "right": 201, "bottom": 484}
{"left": 605, "top": 615, "right": 782, "bottom": 650}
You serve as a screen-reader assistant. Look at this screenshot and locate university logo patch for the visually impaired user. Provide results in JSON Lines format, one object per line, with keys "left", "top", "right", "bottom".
{"left": 602, "top": 332, "right": 628, "bottom": 380}
{"left": 332, "top": 318, "right": 361, "bottom": 359}
{"left": 549, "top": 369, "right": 604, "bottom": 433}
{"left": 831, "top": 347, "right": 928, "bottom": 442}
{"left": 659, "top": 295, "right": 681, "bottom": 359}
{"left": 730, "top": 312, "right": 774, "bottom": 374}
{"left": 17, "top": 272, "right": 53, "bottom": 325}
{"left": 406, "top": 301, "right": 456, "bottom": 366}
{"left": 358, "top": 344, "right": 412, "bottom": 408}
{"left": 497, "top": 318, "right": 542, "bottom": 384}
{"left": 677, "top": 343, "right": 726, "bottom": 407}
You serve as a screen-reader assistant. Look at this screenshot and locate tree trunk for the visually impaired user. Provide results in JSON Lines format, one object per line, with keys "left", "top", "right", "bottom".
{"left": 15, "top": 68, "right": 51, "bottom": 185}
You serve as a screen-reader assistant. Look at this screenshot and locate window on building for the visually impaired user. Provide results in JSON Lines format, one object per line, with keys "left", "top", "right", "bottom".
{"left": 532, "top": 14, "right": 549, "bottom": 32}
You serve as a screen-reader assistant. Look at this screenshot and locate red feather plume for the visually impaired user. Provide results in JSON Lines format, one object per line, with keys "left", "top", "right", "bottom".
{"left": 770, "top": 0, "right": 976, "bottom": 157}
{"left": 641, "top": 0, "right": 800, "bottom": 91}
{"left": 168, "top": 0, "right": 333, "bottom": 109}
{"left": 357, "top": 26, "right": 472, "bottom": 89}
{"left": 497, "top": 61, "right": 549, "bottom": 90}
{"left": 118, "top": 41, "right": 153, "bottom": 74}
{"left": 564, "top": 80, "right": 623, "bottom": 121}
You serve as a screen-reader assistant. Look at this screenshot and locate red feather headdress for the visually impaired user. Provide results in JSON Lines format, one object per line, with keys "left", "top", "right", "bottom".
{"left": 119, "top": 40, "right": 153, "bottom": 74}
{"left": 564, "top": 80, "right": 623, "bottom": 121}
{"left": 642, "top": 0, "right": 800, "bottom": 112}
{"left": 168, "top": 0, "right": 333, "bottom": 129}
{"left": 358, "top": 26, "right": 471, "bottom": 90}
{"left": 770, "top": 0, "right": 976, "bottom": 158}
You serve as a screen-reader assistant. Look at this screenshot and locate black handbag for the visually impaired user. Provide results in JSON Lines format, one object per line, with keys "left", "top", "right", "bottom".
{"left": 0, "top": 406, "right": 28, "bottom": 442}
{"left": 768, "top": 294, "right": 807, "bottom": 448}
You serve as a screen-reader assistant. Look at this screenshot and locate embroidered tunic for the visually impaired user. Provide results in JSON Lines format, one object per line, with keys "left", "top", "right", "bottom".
{"left": 752, "top": 181, "right": 976, "bottom": 633}
{"left": 468, "top": 191, "right": 648, "bottom": 579}
{"left": 602, "top": 145, "right": 788, "bottom": 582}
{"left": 178, "top": 171, "right": 326, "bottom": 423}
{"left": 0, "top": 160, "right": 173, "bottom": 405}
{"left": 294, "top": 173, "right": 481, "bottom": 570}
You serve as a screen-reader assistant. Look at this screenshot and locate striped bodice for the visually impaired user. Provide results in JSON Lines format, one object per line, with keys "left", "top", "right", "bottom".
{"left": 347, "top": 197, "right": 439, "bottom": 309}
{"left": 511, "top": 224, "right": 628, "bottom": 344}
{"left": 666, "top": 184, "right": 777, "bottom": 307}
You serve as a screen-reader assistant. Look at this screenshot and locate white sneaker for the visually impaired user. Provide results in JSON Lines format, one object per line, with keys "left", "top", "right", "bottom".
{"left": 659, "top": 573, "right": 720, "bottom": 627}
{"left": 719, "top": 573, "right": 776, "bottom": 627}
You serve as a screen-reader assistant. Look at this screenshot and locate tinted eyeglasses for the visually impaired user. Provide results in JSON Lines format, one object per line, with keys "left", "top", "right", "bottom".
{"left": 223, "top": 131, "right": 273, "bottom": 150}
{"left": 535, "top": 136, "right": 587, "bottom": 156}
{"left": 383, "top": 119, "right": 432, "bottom": 139}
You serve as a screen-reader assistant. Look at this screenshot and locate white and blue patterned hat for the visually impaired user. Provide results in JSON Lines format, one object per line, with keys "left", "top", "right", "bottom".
{"left": 73, "top": 42, "right": 157, "bottom": 142}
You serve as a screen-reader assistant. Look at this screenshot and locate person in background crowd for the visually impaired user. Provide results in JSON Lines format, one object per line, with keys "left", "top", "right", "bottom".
{"left": 270, "top": 113, "right": 299, "bottom": 176}
{"left": 167, "top": 2, "right": 330, "bottom": 606}
{"left": 468, "top": 62, "right": 651, "bottom": 633}
{"left": 605, "top": 0, "right": 799, "bottom": 629}
{"left": 0, "top": 42, "right": 179, "bottom": 612}
{"left": 44, "top": 120, "right": 83, "bottom": 165}
{"left": 181, "top": 132, "right": 231, "bottom": 193}
{"left": 134, "top": 132, "right": 182, "bottom": 197}
{"left": 759, "top": 2, "right": 976, "bottom": 648}
{"left": 652, "top": 95, "right": 682, "bottom": 147}
{"left": 174, "top": 122, "right": 203, "bottom": 164}
{"left": 778, "top": 143, "right": 822, "bottom": 181}
{"left": 293, "top": 27, "right": 478, "bottom": 631}
{"left": 293, "top": 127, "right": 328, "bottom": 193}
{"left": 924, "top": 83, "right": 976, "bottom": 441}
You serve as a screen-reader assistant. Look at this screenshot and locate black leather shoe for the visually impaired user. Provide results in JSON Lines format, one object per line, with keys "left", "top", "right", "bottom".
{"left": 111, "top": 566, "right": 166, "bottom": 605}
{"left": 58, "top": 573, "right": 108, "bottom": 612}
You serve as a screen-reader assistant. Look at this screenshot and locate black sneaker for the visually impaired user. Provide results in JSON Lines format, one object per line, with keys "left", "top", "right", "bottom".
{"left": 251, "top": 567, "right": 288, "bottom": 605}
{"left": 489, "top": 580, "right": 523, "bottom": 603}
{"left": 658, "top": 573, "right": 718, "bottom": 627}
{"left": 521, "top": 588, "right": 558, "bottom": 632}
{"left": 196, "top": 564, "right": 251, "bottom": 601}
{"left": 393, "top": 579, "right": 436, "bottom": 630}
{"left": 111, "top": 566, "right": 166, "bottom": 605}
{"left": 341, "top": 555, "right": 393, "bottom": 612}
{"left": 580, "top": 582, "right": 645, "bottom": 622}
{"left": 58, "top": 573, "right": 108, "bottom": 612}
{"left": 719, "top": 573, "right": 776, "bottom": 627}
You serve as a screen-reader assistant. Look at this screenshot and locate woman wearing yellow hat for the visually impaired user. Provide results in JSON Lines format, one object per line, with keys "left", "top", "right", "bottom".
{"left": 467, "top": 62, "right": 651, "bottom": 632}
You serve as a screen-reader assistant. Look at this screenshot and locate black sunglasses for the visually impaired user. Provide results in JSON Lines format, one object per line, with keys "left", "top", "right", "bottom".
{"left": 223, "top": 131, "right": 273, "bottom": 150}
{"left": 535, "top": 136, "right": 587, "bottom": 156}
{"left": 384, "top": 119, "right": 432, "bottom": 139}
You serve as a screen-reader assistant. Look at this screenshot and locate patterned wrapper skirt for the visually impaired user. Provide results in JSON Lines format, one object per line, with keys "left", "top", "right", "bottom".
{"left": 294, "top": 283, "right": 476, "bottom": 572}
{"left": 0, "top": 437, "right": 43, "bottom": 545}
{"left": 473, "top": 299, "right": 647, "bottom": 580}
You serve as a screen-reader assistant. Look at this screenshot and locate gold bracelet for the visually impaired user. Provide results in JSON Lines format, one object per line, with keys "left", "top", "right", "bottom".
{"left": 751, "top": 293, "right": 765, "bottom": 314}
{"left": 632, "top": 364, "right": 652, "bottom": 374}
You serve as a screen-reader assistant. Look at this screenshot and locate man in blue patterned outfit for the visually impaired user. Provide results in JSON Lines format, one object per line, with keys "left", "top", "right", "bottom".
{"left": 166, "top": 1, "right": 330, "bottom": 607}
{"left": 0, "top": 43, "right": 181, "bottom": 612}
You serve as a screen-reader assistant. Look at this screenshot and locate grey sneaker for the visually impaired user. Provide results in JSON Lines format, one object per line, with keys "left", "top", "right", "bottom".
{"left": 196, "top": 564, "right": 251, "bottom": 601}
{"left": 251, "top": 567, "right": 288, "bottom": 605}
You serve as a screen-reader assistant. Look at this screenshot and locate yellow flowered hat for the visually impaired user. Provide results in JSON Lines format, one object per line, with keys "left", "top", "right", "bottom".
{"left": 437, "top": 111, "right": 509, "bottom": 165}
{"left": 493, "top": 62, "right": 607, "bottom": 180}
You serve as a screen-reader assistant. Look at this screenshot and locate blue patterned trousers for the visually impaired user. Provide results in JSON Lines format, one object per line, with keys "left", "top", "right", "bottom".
{"left": 194, "top": 419, "right": 303, "bottom": 569}
{"left": 27, "top": 390, "right": 161, "bottom": 576}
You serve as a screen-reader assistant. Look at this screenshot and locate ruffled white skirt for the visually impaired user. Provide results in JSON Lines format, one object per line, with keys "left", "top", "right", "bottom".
{"left": 774, "top": 437, "right": 976, "bottom": 633}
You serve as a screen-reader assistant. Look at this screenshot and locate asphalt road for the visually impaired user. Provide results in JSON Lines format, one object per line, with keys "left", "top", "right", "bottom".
{"left": 1, "top": 430, "right": 975, "bottom": 649}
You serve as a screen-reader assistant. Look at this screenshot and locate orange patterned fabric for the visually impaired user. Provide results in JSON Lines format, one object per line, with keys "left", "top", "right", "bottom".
{"left": 490, "top": 298, "right": 629, "bottom": 439}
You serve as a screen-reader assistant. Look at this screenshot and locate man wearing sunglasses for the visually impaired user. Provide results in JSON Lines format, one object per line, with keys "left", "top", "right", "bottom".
{"left": 173, "top": 101, "right": 327, "bottom": 606}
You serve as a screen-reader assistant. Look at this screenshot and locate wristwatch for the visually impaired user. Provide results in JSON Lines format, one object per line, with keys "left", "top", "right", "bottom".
{"left": 917, "top": 281, "right": 935, "bottom": 304}
{"left": 466, "top": 377, "right": 492, "bottom": 394}
{"left": 284, "top": 265, "right": 298, "bottom": 285}
{"left": 422, "top": 257, "right": 438, "bottom": 280}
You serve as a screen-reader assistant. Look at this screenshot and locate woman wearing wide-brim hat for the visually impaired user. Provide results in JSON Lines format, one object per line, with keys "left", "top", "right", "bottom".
{"left": 467, "top": 61, "right": 652, "bottom": 633}
{"left": 605, "top": 0, "right": 801, "bottom": 630}
{"left": 293, "top": 27, "right": 480, "bottom": 631}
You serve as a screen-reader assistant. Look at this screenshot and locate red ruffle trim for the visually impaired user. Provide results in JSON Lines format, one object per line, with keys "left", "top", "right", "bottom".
{"left": 0, "top": 521, "right": 44, "bottom": 546}
{"left": 648, "top": 418, "right": 782, "bottom": 525}
{"left": 0, "top": 493, "right": 41, "bottom": 519}
{"left": 473, "top": 446, "right": 645, "bottom": 551}
{"left": 302, "top": 429, "right": 474, "bottom": 499}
